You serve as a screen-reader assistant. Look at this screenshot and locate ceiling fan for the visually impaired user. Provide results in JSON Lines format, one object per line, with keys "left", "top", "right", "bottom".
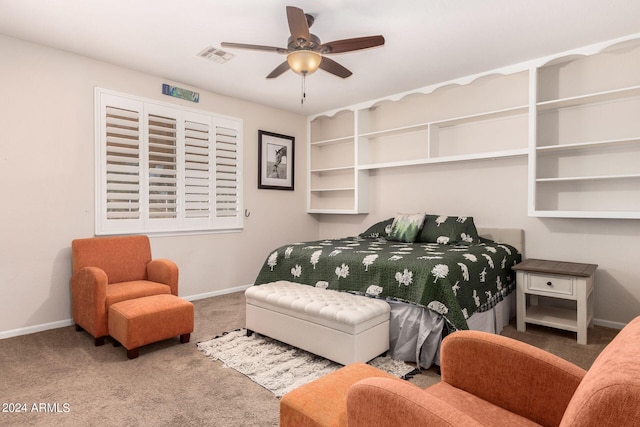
{"left": 221, "top": 6, "right": 385, "bottom": 79}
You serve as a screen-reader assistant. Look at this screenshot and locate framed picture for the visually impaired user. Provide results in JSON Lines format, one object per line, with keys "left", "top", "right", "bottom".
{"left": 258, "top": 130, "right": 295, "bottom": 191}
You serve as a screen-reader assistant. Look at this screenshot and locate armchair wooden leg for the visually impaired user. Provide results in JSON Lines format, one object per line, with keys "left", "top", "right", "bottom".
{"left": 94, "top": 337, "right": 105, "bottom": 346}
{"left": 127, "top": 348, "right": 139, "bottom": 359}
{"left": 180, "top": 333, "right": 190, "bottom": 344}
{"left": 75, "top": 324, "right": 84, "bottom": 332}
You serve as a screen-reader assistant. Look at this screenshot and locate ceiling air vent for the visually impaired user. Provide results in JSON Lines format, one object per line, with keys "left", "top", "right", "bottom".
{"left": 198, "top": 46, "right": 235, "bottom": 63}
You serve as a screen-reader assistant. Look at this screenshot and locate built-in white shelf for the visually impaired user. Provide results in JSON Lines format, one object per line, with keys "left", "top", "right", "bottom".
{"left": 531, "top": 210, "right": 640, "bottom": 219}
{"left": 308, "top": 32, "right": 640, "bottom": 218}
{"left": 310, "top": 187, "right": 356, "bottom": 192}
{"left": 310, "top": 166, "right": 355, "bottom": 173}
{"left": 307, "top": 209, "right": 358, "bottom": 215}
{"left": 432, "top": 105, "right": 528, "bottom": 127}
{"left": 537, "top": 85, "right": 640, "bottom": 111}
{"left": 536, "top": 137, "right": 640, "bottom": 153}
{"left": 536, "top": 173, "right": 640, "bottom": 183}
{"left": 310, "top": 135, "right": 354, "bottom": 146}
{"left": 359, "top": 123, "right": 429, "bottom": 139}
{"left": 530, "top": 37, "right": 640, "bottom": 219}
{"left": 359, "top": 148, "right": 528, "bottom": 171}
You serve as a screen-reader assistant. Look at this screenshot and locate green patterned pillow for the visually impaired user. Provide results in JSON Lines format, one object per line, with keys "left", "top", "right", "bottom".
{"left": 388, "top": 213, "right": 426, "bottom": 243}
{"left": 418, "top": 215, "right": 479, "bottom": 244}
{"left": 359, "top": 218, "right": 394, "bottom": 238}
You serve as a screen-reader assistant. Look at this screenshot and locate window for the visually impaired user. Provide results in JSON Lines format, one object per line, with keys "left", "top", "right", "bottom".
{"left": 95, "top": 88, "right": 243, "bottom": 235}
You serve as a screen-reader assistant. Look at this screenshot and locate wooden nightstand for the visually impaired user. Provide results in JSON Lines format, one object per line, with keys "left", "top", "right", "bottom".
{"left": 513, "top": 259, "right": 597, "bottom": 344}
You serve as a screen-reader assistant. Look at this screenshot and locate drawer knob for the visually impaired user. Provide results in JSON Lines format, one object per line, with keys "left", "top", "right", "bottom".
{"left": 546, "top": 281, "right": 553, "bottom": 287}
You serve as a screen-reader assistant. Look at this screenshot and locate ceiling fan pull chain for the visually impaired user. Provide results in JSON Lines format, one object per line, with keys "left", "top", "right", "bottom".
{"left": 301, "top": 73, "right": 307, "bottom": 106}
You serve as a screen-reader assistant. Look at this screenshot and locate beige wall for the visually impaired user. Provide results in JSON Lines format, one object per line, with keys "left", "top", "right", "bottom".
{"left": 0, "top": 35, "right": 316, "bottom": 336}
{"left": 2, "top": 32, "right": 638, "bottom": 337}
{"left": 317, "top": 156, "right": 640, "bottom": 327}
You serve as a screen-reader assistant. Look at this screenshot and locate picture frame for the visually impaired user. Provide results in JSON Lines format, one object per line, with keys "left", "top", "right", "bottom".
{"left": 258, "top": 130, "right": 295, "bottom": 191}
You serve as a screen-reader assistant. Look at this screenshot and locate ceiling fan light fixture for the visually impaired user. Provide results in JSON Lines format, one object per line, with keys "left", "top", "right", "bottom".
{"left": 287, "top": 50, "right": 322, "bottom": 76}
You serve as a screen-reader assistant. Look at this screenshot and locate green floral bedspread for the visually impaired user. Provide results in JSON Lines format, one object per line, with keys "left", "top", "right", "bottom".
{"left": 254, "top": 236, "right": 521, "bottom": 331}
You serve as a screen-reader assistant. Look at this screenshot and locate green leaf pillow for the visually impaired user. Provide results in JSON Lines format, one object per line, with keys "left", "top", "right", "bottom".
{"left": 359, "top": 218, "right": 394, "bottom": 238}
{"left": 418, "top": 215, "right": 479, "bottom": 244}
{"left": 388, "top": 213, "right": 426, "bottom": 243}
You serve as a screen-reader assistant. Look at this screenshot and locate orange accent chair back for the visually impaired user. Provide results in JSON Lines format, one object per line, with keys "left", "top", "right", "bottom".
{"left": 72, "top": 235, "right": 152, "bottom": 283}
{"left": 70, "top": 235, "right": 179, "bottom": 345}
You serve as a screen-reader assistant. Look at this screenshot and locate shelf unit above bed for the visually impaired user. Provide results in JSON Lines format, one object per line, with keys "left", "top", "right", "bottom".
{"left": 307, "top": 32, "right": 640, "bottom": 218}
{"left": 308, "top": 70, "right": 530, "bottom": 213}
{"left": 308, "top": 109, "right": 368, "bottom": 214}
{"left": 530, "top": 39, "right": 640, "bottom": 219}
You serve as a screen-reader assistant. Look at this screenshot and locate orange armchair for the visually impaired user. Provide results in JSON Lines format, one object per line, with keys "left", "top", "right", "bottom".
{"left": 347, "top": 316, "right": 640, "bottom": 427}
{"left": 71, "top": 235, "right": 178, "bottom": 346}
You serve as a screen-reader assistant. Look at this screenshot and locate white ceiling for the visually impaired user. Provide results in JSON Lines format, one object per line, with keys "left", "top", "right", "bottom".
{"left": 1, "top": 0, "right": 639, "bottom": 115}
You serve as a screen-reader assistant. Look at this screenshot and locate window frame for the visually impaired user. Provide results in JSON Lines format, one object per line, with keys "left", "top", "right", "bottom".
{"left": 94, "top": 87, "right": 243, "bottom": 236}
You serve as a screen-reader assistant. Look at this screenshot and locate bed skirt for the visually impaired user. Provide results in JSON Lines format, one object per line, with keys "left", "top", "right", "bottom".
{"left": 387, "top": 292, "right": 515, "bottom": 369}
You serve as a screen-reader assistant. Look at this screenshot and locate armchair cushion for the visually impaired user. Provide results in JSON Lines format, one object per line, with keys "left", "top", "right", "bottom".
{"left": 105, "top": 280, "right": 171, "bottom": 307}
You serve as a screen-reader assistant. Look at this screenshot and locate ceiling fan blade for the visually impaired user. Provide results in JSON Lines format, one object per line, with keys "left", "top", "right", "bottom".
{"left": 266, "top": 61, "right": 291, "bottom": 79}
{"left": 221, "top": 42, "right": 287, "bottom": 54}
{"left": 286, "top": 6, "right": 310, "bottom": 43}
{"left": 321, "top": 35, "right": 385, "bottom": 54}
{"left": 319, "top": 57, "right": 352, "bottom": 78}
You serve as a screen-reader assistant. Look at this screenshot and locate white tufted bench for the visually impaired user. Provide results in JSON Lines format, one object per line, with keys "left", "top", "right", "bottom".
{"left": 245, "top": 281, "right": 390, "bottom": 365}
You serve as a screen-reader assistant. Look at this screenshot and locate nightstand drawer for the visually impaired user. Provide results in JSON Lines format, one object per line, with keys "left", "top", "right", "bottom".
{"left": 527, "top": 273, "right": 574, "bottom": 297}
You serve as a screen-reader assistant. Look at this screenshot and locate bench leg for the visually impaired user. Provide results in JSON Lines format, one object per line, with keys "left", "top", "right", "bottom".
{"left": 127, "top": 348, "right": 139, "bottom": 359}
{"left": 180, "top": 333, "right": 190, "bottom": 344}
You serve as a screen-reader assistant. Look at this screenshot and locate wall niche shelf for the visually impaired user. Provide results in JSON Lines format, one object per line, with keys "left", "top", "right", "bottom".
{"left": 308, "top": 32, "right": 640, "bottom": 218}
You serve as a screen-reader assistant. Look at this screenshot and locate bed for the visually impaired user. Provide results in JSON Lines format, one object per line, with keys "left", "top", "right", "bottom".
{"left": 253, "top": 214, "right": 524, "bottom": 368}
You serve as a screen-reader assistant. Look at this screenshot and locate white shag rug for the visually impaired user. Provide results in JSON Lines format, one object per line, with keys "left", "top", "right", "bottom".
{"left": 197, "top": 329, "right": 417, "bottom": 397}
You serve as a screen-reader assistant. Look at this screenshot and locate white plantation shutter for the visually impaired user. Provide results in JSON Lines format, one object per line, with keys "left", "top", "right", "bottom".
{"left": 95, "top": 88, "right": 243, "bottom": 235}
{"left": 215, "top": 125, "right": 240, "bottom": 219}
{"left": 184, "top": 120, "right": 212, "bottom": 219}
{"left": 147, "top": 113, "right": 178, "bottom": 220}
{"left": 104, "top": 106, "right": 141, "bottom": 220}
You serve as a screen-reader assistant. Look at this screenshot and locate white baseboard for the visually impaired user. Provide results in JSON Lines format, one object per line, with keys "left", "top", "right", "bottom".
{"left": 0, "top": 319, "right": 75, "bottom": 340}
{"left": 0, "top": 284, "right": 254, "bottom": 340}
{"left": 593, "top": 318, "right": 626, "bottom": 330}
{"left": 182, "top": 283, "right": 252, "bottom": 302}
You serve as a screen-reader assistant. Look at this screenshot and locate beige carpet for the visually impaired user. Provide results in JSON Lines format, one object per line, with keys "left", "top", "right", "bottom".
{"left": 0, "top": 291, "right": 619, "bottom": 426}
